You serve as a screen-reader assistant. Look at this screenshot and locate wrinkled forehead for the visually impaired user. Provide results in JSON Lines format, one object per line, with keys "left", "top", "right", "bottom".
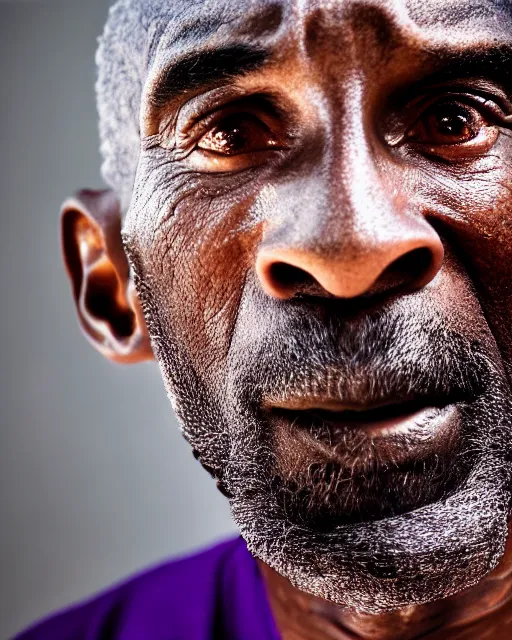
{"left": 132, "top": 0, "right": 512, "bottom": 134}
{"left": 146, "top": 0, "right": 512, "bottom": 70}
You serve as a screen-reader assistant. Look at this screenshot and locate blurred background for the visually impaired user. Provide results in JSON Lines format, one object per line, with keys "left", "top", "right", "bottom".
{"left": 0, "top": 2, "right": 236, "bottom": 637}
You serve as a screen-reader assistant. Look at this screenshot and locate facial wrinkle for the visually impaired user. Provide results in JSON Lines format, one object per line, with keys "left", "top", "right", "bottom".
{"left": 294, "top": 0, "right": 411, "bottom": 62}
{"left": 405, "top": 0, "right": 512, "bottom": 30}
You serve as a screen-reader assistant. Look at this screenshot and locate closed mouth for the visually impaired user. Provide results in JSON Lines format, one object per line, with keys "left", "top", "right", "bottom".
{"left": 270, "top": 397, "right": 453, "bottom": 439}
{"left": 264, "top": 393, "right": 465, "bottom": 469}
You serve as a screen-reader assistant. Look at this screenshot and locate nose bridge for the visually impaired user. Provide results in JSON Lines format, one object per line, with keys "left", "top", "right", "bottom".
{"left": 328, "top": 132, "right": 418, "bottom": 267}
{"left": 256, "top": 100, "right": 444, "bottom": 299}
{"left": 329, "top": 120, "right": 386, "bottom": 247}
{"left": 325, "top": 76, "right": 391, "bottom": 243}
{"left": 265, "top": 112, "right": 408, "bottom": 265}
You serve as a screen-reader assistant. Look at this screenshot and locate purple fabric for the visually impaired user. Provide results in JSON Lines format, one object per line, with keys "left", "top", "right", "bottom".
{"left": 15, "top": 537, "right": 281, "bottom": 640}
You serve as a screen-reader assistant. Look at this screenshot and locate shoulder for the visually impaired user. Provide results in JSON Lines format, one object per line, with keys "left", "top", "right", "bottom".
{"left": 14, "top": 537, "right": 246, "bottom": 640}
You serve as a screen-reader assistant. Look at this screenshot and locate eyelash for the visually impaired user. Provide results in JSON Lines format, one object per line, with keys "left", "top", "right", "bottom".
{"left": 178, "top": 96, "right": 284, "bottom": 145}
{"left": 406, "top": 92, "right": 511, "bottom": 134}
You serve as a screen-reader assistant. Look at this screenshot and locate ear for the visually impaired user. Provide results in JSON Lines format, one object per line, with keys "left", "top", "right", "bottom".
{"left": 60, "top": 189, "right": 154, "bottom": 364}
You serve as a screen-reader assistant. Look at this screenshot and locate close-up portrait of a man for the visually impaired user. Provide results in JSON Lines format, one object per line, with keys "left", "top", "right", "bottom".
{"left": 10, "top": 0, "right": 512, "bottom": 638}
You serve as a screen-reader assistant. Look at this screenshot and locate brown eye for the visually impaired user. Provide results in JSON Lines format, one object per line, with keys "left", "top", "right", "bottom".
{"left": 410, "top": 102, "right": 484, "bottom": 145}
{"left": 197, "top": 114, "right": 278, "bottom": 156}
{"left": 407, "top": 100, "right": 499, "bottom": 161}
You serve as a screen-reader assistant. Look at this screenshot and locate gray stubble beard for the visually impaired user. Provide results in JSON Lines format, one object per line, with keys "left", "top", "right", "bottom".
{"left": 129, "top": 248, "right": 512, "bottom": 613}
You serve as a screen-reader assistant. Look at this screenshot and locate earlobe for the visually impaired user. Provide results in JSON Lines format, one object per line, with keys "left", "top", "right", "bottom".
{"left": 61, "top": 189, "right": 154, "bottom": 364}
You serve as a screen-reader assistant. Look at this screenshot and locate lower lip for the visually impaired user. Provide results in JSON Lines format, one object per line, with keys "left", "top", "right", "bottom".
{"left": 270, "top": 403, "right": 461, "bottom": 468}
{"left": 341, "top": 404, "right": 457, "bottom": 439}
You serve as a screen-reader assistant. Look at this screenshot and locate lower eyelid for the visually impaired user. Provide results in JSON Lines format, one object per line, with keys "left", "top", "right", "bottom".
{"left": 184, "top": 148, "right": 285, "bottom": 173}
{"left": 412, "top": 127, "right": 499, "bottom": 161}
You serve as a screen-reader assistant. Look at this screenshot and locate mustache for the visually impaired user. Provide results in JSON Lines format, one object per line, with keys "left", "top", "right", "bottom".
{"left": 233, "top": 305, "right": 490, "bottom": 407}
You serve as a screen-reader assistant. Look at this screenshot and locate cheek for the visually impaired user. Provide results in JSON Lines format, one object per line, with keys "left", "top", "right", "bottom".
{"left": 125, "top": 168, "right": 262, "bottom": 382}
{"left": 459, "top": 219, "right": 512, "bottom": 379}
{"left": 412, "top": 152, "right": 512, "bottom": 375}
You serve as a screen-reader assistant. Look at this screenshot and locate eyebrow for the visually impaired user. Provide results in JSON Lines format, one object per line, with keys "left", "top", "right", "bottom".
{"left": 146, "top": 33, "right": 512, "bottom": 113}
{"left": 423, "top": 44, "right": 512, "bottom": 86}
{"left": 149, "top": 44, "right": 268, "bottom": 108}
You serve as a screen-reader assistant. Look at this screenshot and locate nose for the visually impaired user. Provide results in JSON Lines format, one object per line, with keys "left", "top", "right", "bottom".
{"left": 255, "top": 179, "right": 444, "bottom": 301}
{"left": 257, "top": 232, "right": 443, "bottom": 300}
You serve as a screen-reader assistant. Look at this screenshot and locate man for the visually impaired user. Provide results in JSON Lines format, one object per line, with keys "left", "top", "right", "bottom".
{"left": 16, "top": 0, "right": 512, "bottom": 637}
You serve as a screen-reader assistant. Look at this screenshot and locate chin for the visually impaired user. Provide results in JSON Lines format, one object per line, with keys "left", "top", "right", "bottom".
{"left": 227, "top": 387, "right": 511, "bottom": 613}
{"left": 219, "top": 317, "right": 512, "bottom": 612}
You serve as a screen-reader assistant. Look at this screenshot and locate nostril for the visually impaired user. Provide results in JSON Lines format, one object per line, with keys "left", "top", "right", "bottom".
{"left": 377, "top": 247, "right": 434, "bottom": 294}
{"left": 269, "top": 262, "right": 313, "bottom": 294}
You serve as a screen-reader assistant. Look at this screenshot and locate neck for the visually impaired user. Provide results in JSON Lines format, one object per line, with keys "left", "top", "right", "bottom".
{"left": 259, "top": 531, "right": 512, "bottom": 640}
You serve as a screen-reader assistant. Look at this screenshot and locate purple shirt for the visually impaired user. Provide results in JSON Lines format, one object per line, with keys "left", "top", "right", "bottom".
{"left": 15, "top": 537, "right": 281, "bottom": 640}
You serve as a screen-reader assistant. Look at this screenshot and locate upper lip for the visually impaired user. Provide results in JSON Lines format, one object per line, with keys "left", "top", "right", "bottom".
{"left": 260, "top": 373, "right": 473, "bottom": 417}
{"left": 250, "top": 331, "right": 483, "bottom": 417}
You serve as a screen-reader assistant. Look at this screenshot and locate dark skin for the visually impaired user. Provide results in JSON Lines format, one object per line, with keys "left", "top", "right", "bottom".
{"left": 61, "top": 0, "right": 512, "bottom": 638}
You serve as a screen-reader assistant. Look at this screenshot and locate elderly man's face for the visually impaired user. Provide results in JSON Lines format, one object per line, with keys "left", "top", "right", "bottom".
{"left": 68, "top": 0, "right": 512, "bottom": 614}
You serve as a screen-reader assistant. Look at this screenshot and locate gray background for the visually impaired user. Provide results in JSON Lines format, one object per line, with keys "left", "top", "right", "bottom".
{"left": 0, "top": 2, "right": 236, "bottom": 638}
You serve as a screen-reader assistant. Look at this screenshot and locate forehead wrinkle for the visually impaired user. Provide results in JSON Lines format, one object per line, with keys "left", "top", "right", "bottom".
{"left": 293, "top": 0, "right": 415, "bottom": 58}
{"left": 290, "top": 0, "right": 512, "bottom": 68}
{"left": 406, "top": 0, "right": 512, "bottom": 29}
{"left": 144, "top": 0, "right": 512, "bottom": 106}
{"left": 404, "top": 0, "right": 512, "bottom": 48}
{"left": 148, "top": 0, "right": 286, "bottom": 67}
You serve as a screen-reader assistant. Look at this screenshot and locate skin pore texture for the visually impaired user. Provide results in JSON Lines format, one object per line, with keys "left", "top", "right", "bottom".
{"left": 61, "top": 0, "right": 512, "bottom": 638}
